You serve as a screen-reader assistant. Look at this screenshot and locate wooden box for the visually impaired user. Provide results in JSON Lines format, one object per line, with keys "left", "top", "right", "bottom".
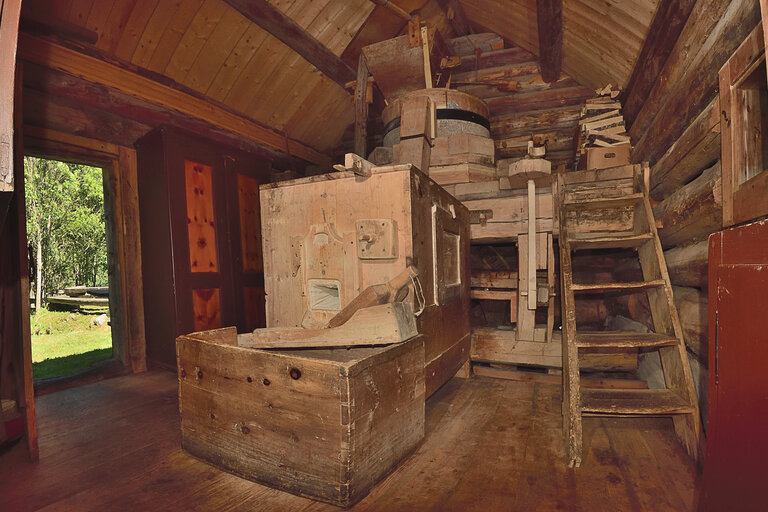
{"left": 176, "top": 327, "right": 425, "bottom": 508}
{"left": 260, "top": 164, "right": 470, "bottom": 396}
{"left": 578, "top": 143, "right": 631, "bottom": 170}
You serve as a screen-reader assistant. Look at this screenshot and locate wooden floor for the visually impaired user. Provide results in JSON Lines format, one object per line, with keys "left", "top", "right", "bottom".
{"left": 0, "top": 370, "right": 698, "bottom": 511}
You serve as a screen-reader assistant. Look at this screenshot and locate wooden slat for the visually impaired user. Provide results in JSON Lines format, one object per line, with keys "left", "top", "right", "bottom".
{"left": 581, "top": 389, "right": 695, "bottom": 415}
{"left": 563, "top": 193, "right": 643, "bottom": 210}
{"left": 571, "top": 279, "right": 665, "bottom": 292}
{"left": 568, "top": 233, "right": 652, "bottom": 250}
{"left": 18, "top": 33, "right": 332, "bottom": 167}
{"left": 575, "top": 331, "right": 677, "bottom": 349}
{"left": 472, "top": 365, "right": 649, "bottom": 389}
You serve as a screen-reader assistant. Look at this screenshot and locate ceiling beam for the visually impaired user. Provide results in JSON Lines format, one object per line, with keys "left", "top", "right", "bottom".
{"left": 621, "top": 0, "right": 697, "bottom": 128}
{"left": 223, "top": 0, "right": 356, "bottom": 90}
{"left": 437, "top": 0, "right": 473, "bottom": 37}
{"left": 535, "top": 0, "right": 563, "bottom": 83}
{"left": 18, "top": 33, "right": 332, "bottom": 167}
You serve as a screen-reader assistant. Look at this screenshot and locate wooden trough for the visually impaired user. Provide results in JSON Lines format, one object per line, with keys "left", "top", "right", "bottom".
{"left": 176, "top": 327, "right": 425, "bottom": 508}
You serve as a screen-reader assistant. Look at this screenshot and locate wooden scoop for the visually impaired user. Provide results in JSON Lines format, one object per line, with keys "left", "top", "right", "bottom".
{"left": 326, "top": 265, "right": 418, "bottom": 328}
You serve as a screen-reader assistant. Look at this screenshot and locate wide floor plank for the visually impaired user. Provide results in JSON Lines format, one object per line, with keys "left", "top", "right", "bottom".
{"left": 0, "top": 370, "right": 697, "bottom": 511}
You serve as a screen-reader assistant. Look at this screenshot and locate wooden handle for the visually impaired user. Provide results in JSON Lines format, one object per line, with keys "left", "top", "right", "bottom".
{"left": 386, "top": 265, "right": 418, "bottom": 297}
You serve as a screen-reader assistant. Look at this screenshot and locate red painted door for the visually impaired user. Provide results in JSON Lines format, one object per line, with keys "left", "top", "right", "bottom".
{"left": 700, "top": 220, "right": 768, "bottom": 511}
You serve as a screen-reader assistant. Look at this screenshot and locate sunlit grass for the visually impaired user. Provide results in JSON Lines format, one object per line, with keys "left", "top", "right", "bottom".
{"left": 31, "top": 308, "right": 112, "bottom": 380}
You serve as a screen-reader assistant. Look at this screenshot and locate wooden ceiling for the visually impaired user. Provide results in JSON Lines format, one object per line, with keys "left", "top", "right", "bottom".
{"left": 21, "top": 0, "right": 381, "bottom": 155}
{"left": 460, "top": 0, "right": 660, "bottom": 90}
{"left": 19, "top": 0, "right": 662, "bottom": 162}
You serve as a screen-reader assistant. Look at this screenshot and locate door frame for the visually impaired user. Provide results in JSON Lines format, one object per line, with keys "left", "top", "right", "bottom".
{"left": 23, "top": 127, "right": 148, "bottom": 375}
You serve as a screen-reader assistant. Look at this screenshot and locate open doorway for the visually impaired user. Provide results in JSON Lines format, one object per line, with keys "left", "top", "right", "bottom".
{"left": 23, "top": 156, "right": 114, "bottom": 382}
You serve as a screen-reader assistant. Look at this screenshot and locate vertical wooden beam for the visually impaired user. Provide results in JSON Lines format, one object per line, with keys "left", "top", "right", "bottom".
{"left": 622, "top": 0, "right": 697, "bottom": 127}
{"left": 354, "top": 55, "right": 369, "bottom": 158}
{"left": 0, "top": 0, "right": 22, "bottom": 195}
{"left": 117, "top": 147, "right": 147, "bottom": 373}
{"left": 527, "top": 180, "right": 536, "bottom": 310}
{"left": 535, "top": 0, "right": 563, "bottom": 83}
{"left": 12, "top": 60, "right": 38, "bottom": 461}
{"left": 421, "top": 25, "right": 433, "bottom": 89}
{"left": 762, "top": 1, "right": 768, "bottom": 90}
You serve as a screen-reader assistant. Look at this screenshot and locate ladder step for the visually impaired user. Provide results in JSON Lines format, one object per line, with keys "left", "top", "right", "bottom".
{"left": 570, "top": 279, "right": 666, "bottom": 292}
{"left": 581, "top": 388, "right": 695, "bottom": 415}
{"left": 575, "top": 331, "right": 678, "bottom": 348}
{"left": 563, "top": 193, "right": 643, "bottom": 211}
{"left": 568, "top": 233, "right": 653, "bottom": 250}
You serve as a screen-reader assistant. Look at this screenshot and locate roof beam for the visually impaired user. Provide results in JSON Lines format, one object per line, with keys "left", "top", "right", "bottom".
{"left": 621, "top": 0, "right": 697, "bottom": 128}
{"left": 223, "top": 0, "right": 356, "bottom": 89}
{"left": 535, "top": 0, "right": 563, "bottom": 83}
{"left": 437, "top": 0, "right": 473, "bottom": 37}
{"left": 18, "top": 33, "right": 332, "bottom": 167}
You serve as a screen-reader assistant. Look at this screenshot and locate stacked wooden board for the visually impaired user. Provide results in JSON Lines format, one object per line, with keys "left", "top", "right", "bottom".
{"left": 576, "top": 86, "right": 631, "bottom": 170}
{"left": 426, "top": 133, "right": 497, "bottom": 186}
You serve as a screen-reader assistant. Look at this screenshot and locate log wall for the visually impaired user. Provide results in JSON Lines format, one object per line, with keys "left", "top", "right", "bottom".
{"left": 620, "top": 0, "right": 764, "bottom": 376}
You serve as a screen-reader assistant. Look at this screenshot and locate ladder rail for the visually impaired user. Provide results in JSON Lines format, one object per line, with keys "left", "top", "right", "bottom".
{"left": 557, "top": 172, "right": 582, "bottom": 468}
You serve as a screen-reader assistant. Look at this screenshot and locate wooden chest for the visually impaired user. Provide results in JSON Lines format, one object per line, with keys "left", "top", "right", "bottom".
{"left": 176, "top": 327, "right": 425, "bottom": 508}
{"left": 260, "top": 164, "right": 471, "bottom": 396}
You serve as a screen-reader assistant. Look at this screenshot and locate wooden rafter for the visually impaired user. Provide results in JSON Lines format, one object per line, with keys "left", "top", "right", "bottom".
{"left": 18, "top": 33, "right": 332, "bottom": 167}
{"left": 223, "top": 0, "right": 356, "bottom": 90}
{"left": 535, "top": 0, "right": 563, "bottom": 83}
{"left": 621, "top": 0, "right": 697, "bottom": 127}
{"left": 437, "top": 0, "right": 473, "bottom": 37}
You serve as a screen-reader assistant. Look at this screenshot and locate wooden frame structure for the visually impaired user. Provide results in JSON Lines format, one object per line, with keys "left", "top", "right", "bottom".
{"left": 719, "top": 22, "right": 768, "bottom": 226}
{"left": 23, "top": 127, "right": 147, "bottom": 374}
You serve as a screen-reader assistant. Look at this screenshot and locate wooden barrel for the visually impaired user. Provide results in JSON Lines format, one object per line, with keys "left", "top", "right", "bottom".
{"left": 381, "top": 88, "right": 491, "bottom": 147}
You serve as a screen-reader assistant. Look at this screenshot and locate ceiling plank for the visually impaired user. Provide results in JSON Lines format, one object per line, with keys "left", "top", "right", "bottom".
{"left": 18, "top": 33, "right": 333, "bottom": 167}
{"left": 222, "top": 0, "right": 356, "bottom": 89}
{"left": 621, "top": 0, "right": 697, "bottom": 128}
{"left": 536, "top": 0, "right": 563, "bottom": 83}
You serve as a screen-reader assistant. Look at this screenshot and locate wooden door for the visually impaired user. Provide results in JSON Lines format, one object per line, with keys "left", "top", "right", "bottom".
{"left": 165, "top": 132, "right": 236, "bottom": 338}
{"left": 224, "top": 155, "right": 266, "bottom": 333}
{"left": 701, "top": 221, "right": 768, "bottom": 511}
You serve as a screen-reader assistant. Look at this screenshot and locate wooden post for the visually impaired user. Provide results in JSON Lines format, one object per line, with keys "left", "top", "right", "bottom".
{"left": 421, "top": 25, "right": 432, "bottom": 89}
{"left": 354, "top": 54, "right": 369, "bottom": 158}
{"left": 535, "top": 0, "right": 563, "bottom": 83}
{"left": 527, "top": 179, "right": 536, "bottom": 310}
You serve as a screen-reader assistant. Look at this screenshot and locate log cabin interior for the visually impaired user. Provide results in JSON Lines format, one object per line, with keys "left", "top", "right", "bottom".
{"left": 1, "top": 0, "right": 767, "bottom": 510}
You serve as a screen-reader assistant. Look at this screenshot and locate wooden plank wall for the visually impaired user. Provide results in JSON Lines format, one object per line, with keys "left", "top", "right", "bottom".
{"left": 616, "top": 0, "right": 763, "bottom": 378}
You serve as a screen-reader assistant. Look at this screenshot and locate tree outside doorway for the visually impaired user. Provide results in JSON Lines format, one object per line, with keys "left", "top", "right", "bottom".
{"left": 24, "top": 157, "right": 112, "bottom": 380}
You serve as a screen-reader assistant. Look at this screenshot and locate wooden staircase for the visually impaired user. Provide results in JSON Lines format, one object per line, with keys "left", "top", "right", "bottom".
{"left": 558, "top": 163, "right": 701, "bottom": 468}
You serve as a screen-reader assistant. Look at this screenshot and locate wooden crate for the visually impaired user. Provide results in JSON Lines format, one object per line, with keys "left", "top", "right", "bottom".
{"left": 177, "top": 327, "right": 425, "bottom": 508}
{"left": 578, "top": 143, "right": 631, "bottom": 170}
{"left": 260, "top": 164, "right": 471, "bottom": 396}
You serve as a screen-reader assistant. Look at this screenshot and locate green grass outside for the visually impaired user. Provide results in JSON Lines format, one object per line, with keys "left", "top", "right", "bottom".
{"left": 31, "top": 308, "right": 113, "bottom": 380}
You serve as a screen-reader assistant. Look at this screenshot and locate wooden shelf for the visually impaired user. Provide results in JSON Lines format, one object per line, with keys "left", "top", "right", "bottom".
{"left": 563, "top": 193, "right": 643, "bottom": 210}
{"left": 575, "top": 331, "right": 678, "bottom": 349}
{"left": 568, "top": 233, "right": 653, "bottom": 250}
{"left": 570, "top": 279, "right": 665, "bottom": 292}
{"left": 581, "top": 389, "right": 695, "bottom": 415}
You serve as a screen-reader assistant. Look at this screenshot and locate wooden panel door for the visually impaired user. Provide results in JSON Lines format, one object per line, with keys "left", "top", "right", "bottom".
{"left": 165, "top": 133, "right": 236, "bottom": 340}
{"left": 225, "top": 158, "right": 266, "bottom": 333}
{"left": 701, "top": 220, "right": 768, "bottom": 511}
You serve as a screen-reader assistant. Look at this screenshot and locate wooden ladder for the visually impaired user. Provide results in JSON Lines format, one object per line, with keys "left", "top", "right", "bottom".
{"left": 558, "top": 163, "right": 701, "bottom": 468}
